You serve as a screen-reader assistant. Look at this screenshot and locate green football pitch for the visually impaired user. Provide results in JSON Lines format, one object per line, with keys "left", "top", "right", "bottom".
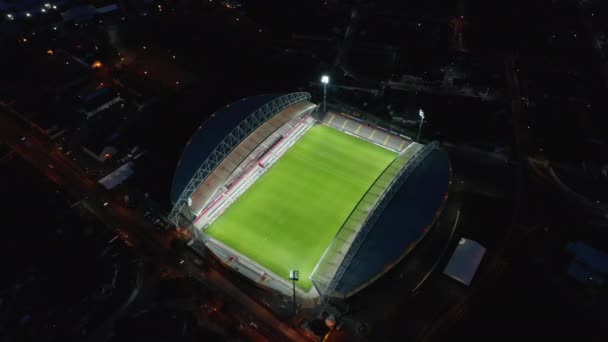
{"left": 205, "top": 124, "right": 397, "bottom": 291}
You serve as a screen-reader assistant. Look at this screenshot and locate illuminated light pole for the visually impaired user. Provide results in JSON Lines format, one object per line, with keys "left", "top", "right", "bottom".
{"left": 321, "top": 75, "right": 329, "bottom": 113}
{"left": 417, "top": 109, "right": 425, "bottom": 142}
{"left": 289, "top": 269, "right": 299, "bottom": 316}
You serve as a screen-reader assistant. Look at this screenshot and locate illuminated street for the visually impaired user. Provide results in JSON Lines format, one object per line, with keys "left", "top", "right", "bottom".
{"left": 0, "top": 104, "right": 305, "bottom": 341}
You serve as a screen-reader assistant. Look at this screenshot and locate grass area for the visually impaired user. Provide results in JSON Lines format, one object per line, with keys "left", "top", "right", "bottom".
{"left": 205, "top": 125, "right": 397, "bottom": 291}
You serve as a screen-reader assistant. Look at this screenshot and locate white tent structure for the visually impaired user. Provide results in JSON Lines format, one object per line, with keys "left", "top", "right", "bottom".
{"left": 443, "top": 238, "right": 486, "bottom": 286}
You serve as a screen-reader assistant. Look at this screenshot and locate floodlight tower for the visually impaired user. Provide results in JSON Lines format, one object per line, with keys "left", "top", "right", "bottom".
{"left": 417, "top": 109, "right": 425, "bottom": 142}
{"left": 321, "top": 75, "right": 330, "bottom": 113}
{"left": 289, "top": 269, "right": 299, "bottom": 316}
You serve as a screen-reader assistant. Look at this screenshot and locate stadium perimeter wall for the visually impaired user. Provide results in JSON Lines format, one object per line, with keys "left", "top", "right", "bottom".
{"left": 202, "top": 235, "right": 312, "bottom": 297}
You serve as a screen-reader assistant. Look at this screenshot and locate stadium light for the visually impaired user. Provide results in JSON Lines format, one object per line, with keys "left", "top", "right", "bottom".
{"left": 417, "top": 109, "right": 425, "bottom": 142}
{"left": 289, "top": 269, "right": 299, "bottom": 280}
{"left": 289, "top": 269, "right": 299, "bottom": 316}
{"left": 321, "top": 75, "right": 330, "bottom": 113}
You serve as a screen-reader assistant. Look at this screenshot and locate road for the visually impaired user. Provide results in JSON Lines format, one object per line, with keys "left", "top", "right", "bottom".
{"left": 88, "top": 259, "right": 145, "bottom": 342}
{"left": 0, "top": 104, "right": 307, "bottom": 342}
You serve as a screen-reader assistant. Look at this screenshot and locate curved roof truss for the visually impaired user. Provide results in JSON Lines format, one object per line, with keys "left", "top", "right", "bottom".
{"left": 169, "top": 92, "right": 312, "bottom": 225}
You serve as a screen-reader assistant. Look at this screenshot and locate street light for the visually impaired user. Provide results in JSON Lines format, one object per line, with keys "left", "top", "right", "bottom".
{"left": 321, "top": 75, "right": 329, "bottom": 113}
{"left": 289, "top": 269, "right": 299, "bottom": 316}
{"left": 417, "top": 109, "right": 425, "bottom": 142}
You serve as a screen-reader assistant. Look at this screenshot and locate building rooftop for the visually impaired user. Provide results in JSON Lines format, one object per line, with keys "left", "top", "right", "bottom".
{"left": 443, "top": 238, "right": 486, "bottom": 286}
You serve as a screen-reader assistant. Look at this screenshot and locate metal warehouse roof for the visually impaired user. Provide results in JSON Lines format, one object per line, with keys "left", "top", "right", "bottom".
{"left": 171, "top": 94, "right": 280, "bottom": 203}
{"left": 443, "top": 238, "right": 486, "bottom": 286}
{"left": 98, "top": 162, "right": 134, "bottom": 190}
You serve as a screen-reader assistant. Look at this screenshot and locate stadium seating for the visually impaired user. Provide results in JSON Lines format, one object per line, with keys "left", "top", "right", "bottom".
{"left": 322, "top": 112, "right": 411, "bottom": 153}
{"left": 194, "top": 114, "right": 314, "bottom": 227}
{"left": 188, "top": 101, "right": 315, "bottom": 212}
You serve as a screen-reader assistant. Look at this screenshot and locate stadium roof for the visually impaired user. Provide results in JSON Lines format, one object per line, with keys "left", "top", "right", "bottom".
{"left": 443, "top": 238, "right": 486, "bottom": 286}
{"left": 567, "top": 241, "right": 608, "bottom": 274}
{"left": 171, "top": 94, "right": 280, "bottom": 203}
{"left": 334, "top": 149, "right": 451, "bottom": 295}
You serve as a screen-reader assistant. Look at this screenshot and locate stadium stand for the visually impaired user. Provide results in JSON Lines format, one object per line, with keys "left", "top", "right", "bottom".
{"left": 322, "top": 112, "right": 411, "bottom": 152}
{"left": 334, "top": 148, "right": 451, "bottom": 296}
{"left": 187, "top": 100, "right": 316, "bottom": 214}
{"left": 194, "top": 115, "right": 315, "bottom": 227}
{"left": 311, "top": 142, "right": 448, "bottom": 301}
{"left": 311, "top": 143, "right": 422, "bottom": 294}
{"left": 204, "top": 238, "right": 296, "bottom": 295}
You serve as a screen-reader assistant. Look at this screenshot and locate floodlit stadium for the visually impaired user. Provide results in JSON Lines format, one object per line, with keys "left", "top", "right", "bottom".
{"left": 170, "top": 92, "right": 451, "bottom": 304}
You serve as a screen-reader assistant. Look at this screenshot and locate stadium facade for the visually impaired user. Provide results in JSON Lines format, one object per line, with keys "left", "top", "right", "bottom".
{"left": 170, "top": 92, "right": 451, "bottom": 305}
